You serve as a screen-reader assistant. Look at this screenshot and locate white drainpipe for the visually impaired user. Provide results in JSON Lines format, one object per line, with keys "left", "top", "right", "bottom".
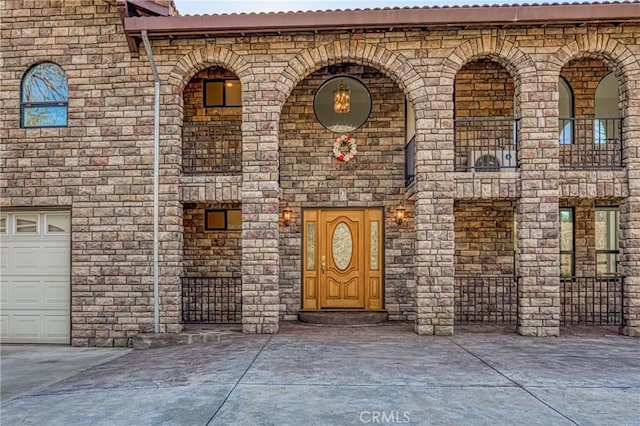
{"left": 141, "top": 30, "right": 160, "bottom": 333}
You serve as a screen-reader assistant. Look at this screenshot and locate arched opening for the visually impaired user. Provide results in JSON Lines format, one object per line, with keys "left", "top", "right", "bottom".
{"left": 182, "top": 66, "right": 242, "bottom": 175}
{"left": 278, "top": 62, "right": 414, "bottom": 322}
{"left": 559, "top": 58, "right": 621, "bottom": 167}
{"left": 453, "top": 58, "right": 518, "bottom": 171}
{"left": 20, "top": 62, "right": 68, "bottom": 128}
{"left": 180, "top": 66, "right": 243, "bottom": 325}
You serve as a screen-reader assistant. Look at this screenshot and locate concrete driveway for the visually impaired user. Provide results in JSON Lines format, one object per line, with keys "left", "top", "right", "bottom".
{"left": 1, "top": 322, "right": 639, "bottom": 426}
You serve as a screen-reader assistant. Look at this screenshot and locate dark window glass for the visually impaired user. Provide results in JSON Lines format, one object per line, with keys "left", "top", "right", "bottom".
{"left": 204, "top": 79, "right": 241, "bottom": 107}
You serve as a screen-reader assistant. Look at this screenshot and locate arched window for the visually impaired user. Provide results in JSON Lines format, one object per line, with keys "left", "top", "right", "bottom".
{"left": 20, "top": 62, "right": 68, "bottom": 128}
{"left": 558, "top": 77, "right": 574, "bottom": 145}
{"left": 594, "top": 73, "right": 619, "bottom": 144}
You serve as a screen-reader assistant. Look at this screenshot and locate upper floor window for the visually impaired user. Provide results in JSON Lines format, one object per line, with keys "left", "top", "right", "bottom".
{"left": 404, "top": 97, "right": 416, "bottom": 186}
{"left": 558, "top": 77, "right": 574, "bottom": 145}
{"left": 21, "top": 62, "right": 68, "bottom": 128}
{"left": 594, "top": 73, "right": 619, "bottom": 144}
{"left": 595, "top": 207, "right": 619, "bottom": 276}
{"left": 203, "top": 79, "right": 241, "bottom": 107}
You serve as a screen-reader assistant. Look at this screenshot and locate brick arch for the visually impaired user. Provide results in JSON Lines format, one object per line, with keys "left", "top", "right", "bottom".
{"left": 547, "top": 34, "right": 640, "bottom": 91}
{"left": 440, "top": 35, "right": 537, "bottom": 92}
{"left": 166, "top": 45, "right": 253, "bottom": 95}
{"left": 275, "top": 40, "right": 426, "bottom": 110}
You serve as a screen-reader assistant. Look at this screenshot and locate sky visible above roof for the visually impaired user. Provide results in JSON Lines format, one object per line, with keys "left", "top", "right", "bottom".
{"left": 172, "top": 0, "right": 602, "bottom": 15}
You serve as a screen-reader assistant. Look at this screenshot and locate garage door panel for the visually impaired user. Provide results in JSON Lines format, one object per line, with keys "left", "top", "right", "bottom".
{"left": 44, "top": 315, "right": 70, "bottom": 339}
{"left": 44, "top": 246, "right": 70, "bottom": 273}
{"left": 10, "top": 246, "right": 44, "bottom": 272}
{"left": 1, "top": 211, "right": 70, "bottom": 344}
{"left": 0, "top": 246, "right": 8, "bottom": 271}
{"left": 45, "top": 280, "right": 71, "bottom": 306}
{"left": 10, "top": 279, "right": 43, "bottom": 305}
{"left": 12, "top": 315, "right": 41, "bottom": 339}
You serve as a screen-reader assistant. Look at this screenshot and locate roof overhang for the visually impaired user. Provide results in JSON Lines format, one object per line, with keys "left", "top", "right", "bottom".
{"left": 122, "top": 2, "right": 640, "bottom": 52}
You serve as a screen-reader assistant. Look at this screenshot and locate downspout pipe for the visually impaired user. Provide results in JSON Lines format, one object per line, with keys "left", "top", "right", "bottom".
{"left": 141, "top": 30, "right": 160, "bottom": 333}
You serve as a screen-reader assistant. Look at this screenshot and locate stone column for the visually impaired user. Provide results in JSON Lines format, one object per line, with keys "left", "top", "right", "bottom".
{"left": 414, "top": 110, "right": 456, "bottom": 336}
{"left": 516, "top": 70, "right": 561, "bottom": 336}
{"left": 241, "top": 99, "right": 280, "bottom": 334}
{"left": 620, "top": 76, "right": 640, "bottom": 337}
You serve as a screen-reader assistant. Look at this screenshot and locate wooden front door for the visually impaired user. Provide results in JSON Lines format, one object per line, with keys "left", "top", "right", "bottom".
{"left": 302, "top": 208, "right": 383, "bottom": 310}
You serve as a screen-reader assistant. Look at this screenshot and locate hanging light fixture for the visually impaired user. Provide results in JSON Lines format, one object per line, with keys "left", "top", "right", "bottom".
{"left": 333, "top": 81, "right": 350, "bottom": 114}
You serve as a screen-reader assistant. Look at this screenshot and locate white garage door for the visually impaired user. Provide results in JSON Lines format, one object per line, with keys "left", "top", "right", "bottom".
{"left": 1, "top": 211, "right": 70, "bottom": 344}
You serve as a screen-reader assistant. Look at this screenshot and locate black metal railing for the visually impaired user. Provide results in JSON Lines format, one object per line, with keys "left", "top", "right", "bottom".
{"left": 454, "top": 118, "right": 519, "bottom": 171}
{"left": 454, "top": 276, "right": 519, "bottom": 324}
{"left": 181, "top": 276, "right": 242, "bottom": 324}
{"left": 182, "top": 124, "right": 242, "bottom": 174}
{"left": 561, "top": 276, "right": 624, "bottom": 326}
{"left": 559, "top": 117, "right": 623, "bottom": 169}
{"left": 405, "top": 136, "right": 415, "bottom": 186}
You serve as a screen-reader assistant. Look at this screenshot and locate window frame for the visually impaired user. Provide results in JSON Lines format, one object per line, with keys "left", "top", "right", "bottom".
{"left": 20, "top": 62, "right": 69, "bottom": 128}
{"left": 203, "top": 79, "right": 242, "bottom": 108}
{"left": 559, "top": 207, "right": 575, "bottom": 278}
{"left": 595, "top": 206, "right": 620, "bottom": 277}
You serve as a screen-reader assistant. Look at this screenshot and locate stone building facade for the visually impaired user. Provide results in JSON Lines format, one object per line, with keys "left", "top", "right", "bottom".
{"left": 1, "top": 0, "right": 639, "bottom": 346}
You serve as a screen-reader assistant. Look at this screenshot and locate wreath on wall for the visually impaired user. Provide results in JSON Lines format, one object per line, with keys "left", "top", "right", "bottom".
{"left": 333, "top": 134, "right": 357, "bottom": 162}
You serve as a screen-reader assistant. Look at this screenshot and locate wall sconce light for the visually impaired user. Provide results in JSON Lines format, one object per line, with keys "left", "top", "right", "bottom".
{"left": 283, "top": 205, "right": 293, "bottom": 226}
{"left": 333, "top": 81, "right": 351, "bottom": 114}
{"left": 395, "top": 202, "right": 406, "bottom": 226}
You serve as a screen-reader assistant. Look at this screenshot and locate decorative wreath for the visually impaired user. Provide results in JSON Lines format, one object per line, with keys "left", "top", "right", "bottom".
{"left": 333, "top": 134, "right": 357, "bottom": 162}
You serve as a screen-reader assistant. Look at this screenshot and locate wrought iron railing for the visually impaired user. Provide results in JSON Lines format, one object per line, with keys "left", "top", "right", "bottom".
{"left": 559, "top": 117, "right": 622, "bottom": 169}
{"left": 561, "top": 276, "right": 624, "bottom": 326}
{"left": 405, "top": 136, "right": 415, "bottom": 186}
{"left": 182, "top": 124, "right": 242, "bottom": 174}
{"left": 454, "top": 276, "right": 519, "bottom": 324}
{"left": 454, "top": 118, "right": 519, "bottom": 171}
{"left": 181, "top": 276, "right": 242, "bottom": 324}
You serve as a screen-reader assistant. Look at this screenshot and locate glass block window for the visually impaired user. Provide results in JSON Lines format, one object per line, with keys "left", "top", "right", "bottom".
{"left": 21, "top": 62, "right": 68, "bottom": 128}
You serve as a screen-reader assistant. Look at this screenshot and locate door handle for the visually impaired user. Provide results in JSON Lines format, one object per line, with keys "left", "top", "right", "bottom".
{"left": 321, "top": 256, "right": 326, "bottom": 275}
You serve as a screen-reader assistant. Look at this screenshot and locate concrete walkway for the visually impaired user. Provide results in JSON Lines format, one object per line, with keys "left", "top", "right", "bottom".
{"left": 1, "top": 322, "right": 638, "bottom": 426}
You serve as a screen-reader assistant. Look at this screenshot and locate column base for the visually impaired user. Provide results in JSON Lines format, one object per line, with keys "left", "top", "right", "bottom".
{"left": 243, "top": 323, "right": 279, "bottom": 334}
{"left": 517, "top": 326, "right": 559, "bottom": 337}
{"left": 414, "top": 324, "right": 454, "bottom": 336}
{"left": 623, "top": 325, "right": 640, "bottom": 337}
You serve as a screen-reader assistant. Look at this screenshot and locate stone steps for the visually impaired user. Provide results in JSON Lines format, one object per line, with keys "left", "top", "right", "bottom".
{"left": 298, "top": 310, "right": 388, "bottom": 326}
{"left": 131, "top": 325, "right": 243, "bottom": 349}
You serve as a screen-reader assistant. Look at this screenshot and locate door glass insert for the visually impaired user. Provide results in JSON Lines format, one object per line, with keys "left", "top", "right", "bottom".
{"left": 370, "top": 221, "right": 379, "bottom": 270}
{"left": 307, "top": 222, "right": 315, "bottom": 270}
{"left": 332, "top": 222, "right": 353, "bottom": 271}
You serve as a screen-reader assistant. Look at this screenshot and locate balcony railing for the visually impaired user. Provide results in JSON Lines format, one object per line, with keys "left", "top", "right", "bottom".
{"left": 454, "top": 118, "right": 519, "bottom": 172}
{"left": 405, "top": 136, "right": 415, "bottom": 186}
{"left": 561, "top": 276, "right": 624, "bottom": 326}
{"left": 559, "top": 117, "right": 622, "bottom": 169}
{"left": 182, "top": 124, "right": 242, "bottom": 175}
{"left": 454, "top": 276, "right": 519, "bottom": 325}
{"left": 181, "top": 276, "right": 242, "bottom": 324}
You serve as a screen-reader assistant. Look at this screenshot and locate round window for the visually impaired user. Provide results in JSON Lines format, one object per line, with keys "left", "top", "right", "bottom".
{"left": 313, "top": 75, "right": 372, "bottom": 133}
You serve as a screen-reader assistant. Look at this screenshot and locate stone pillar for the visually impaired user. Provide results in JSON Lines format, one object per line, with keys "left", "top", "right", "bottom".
{"left": 516, "top": 70, "right": 561, "bottom": 336}
{"left": 620, "top": 77, "right": 640, "bottom": 337}
{"left": 414, "top": 112, "right": 456, "bottom": 336}
{"left": 241, "top": 102, "right": 280, "bottom": 334}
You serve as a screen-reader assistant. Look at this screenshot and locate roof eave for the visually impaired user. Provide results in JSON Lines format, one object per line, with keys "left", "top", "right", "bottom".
{"left": 123, "top": 3, "right": 640, "bottom": 45}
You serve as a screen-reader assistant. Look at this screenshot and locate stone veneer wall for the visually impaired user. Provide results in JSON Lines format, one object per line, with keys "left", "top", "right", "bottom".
{"left": 454, "top": 200, "right": 515, "bottom": 276}
{"left": 278, "top": 64, "right": 415, "bottom": 320}
{"left": 1, "top": 1, "right": 183, "bottom": 346}
{"left": 454, "top": 59, "right": 515, "bottom": 119}
{"left": 2, "top": 0, "right": 639, "bottom": 342}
